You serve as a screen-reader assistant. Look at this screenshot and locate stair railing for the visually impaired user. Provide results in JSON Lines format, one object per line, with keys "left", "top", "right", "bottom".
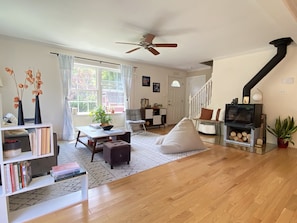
{"left": 188, "top": 78, "right": 212, "bottom": 119}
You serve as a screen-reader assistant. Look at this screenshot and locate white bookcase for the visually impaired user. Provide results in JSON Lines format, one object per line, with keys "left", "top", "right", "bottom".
{"left": 0, "top": 123, "right": 88, "bottom": 223}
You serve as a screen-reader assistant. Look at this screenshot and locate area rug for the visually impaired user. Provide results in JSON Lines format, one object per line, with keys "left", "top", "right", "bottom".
{"left": 9, "top": 132, "right": 208, "bottom": 211}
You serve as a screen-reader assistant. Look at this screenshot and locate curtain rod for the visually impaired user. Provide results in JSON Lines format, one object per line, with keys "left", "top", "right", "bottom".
{"left": 50, "top": 52, "right": 137, "bottom": 69}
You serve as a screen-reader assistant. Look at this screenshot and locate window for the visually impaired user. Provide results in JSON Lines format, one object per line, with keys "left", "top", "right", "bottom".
{"left": 69, "top": 63, "right": 124, "bottom": 114}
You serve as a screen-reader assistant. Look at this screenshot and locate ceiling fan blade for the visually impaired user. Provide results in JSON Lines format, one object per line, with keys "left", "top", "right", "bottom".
{"left": 143, "top": 33, "right": 155, "bottom": 44}
{"left": 115, "top": 41, "right": 141, "bottom": 46}
{"left": 200, "top": 60, "right": 213, "bottom": 67}
{"left": 126, "top": 47, "right": 141, "bottom": 53}
{"left": 148, "top": 47, "right": 160, "bottom": 55}
{"left": 154, "top": 43, "right": 178, "bottom": 47}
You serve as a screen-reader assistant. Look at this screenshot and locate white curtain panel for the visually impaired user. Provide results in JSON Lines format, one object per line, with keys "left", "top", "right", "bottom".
{"left": 120, "top": 64, "right": 133, "bottom": 109}
{"left": 58, "top": 54, "right": 75, "bottom": 140}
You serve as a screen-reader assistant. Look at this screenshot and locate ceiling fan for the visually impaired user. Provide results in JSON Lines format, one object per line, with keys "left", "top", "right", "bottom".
{"left": 116, "top": 33, "right": 178, "bottom": 55}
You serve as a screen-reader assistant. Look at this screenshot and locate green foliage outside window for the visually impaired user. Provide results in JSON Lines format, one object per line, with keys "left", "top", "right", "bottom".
{"left": 69, "top": 63, "right": 124, "bottom": 114}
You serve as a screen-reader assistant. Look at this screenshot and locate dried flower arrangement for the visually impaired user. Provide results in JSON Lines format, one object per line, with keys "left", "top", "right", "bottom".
{"left": 5, "top": 67, "right": 29, "bottom": 108}
{"left": 5, "top": 67, "right": 43, "bottom": 108}
{"left": 25, "top": 69, "right": 43, "bottom": 102}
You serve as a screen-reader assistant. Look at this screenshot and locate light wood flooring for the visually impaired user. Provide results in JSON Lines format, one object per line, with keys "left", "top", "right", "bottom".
{"left": 28, "top": 126, "right": 297, "bottom": 223}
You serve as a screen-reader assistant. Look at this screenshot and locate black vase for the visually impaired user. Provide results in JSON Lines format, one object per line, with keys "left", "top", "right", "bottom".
{"left": 18, "top": 100, "right": 25, "bottom": 125}
{"left": 34, "top": 95, "right": 42, "bottom": 124}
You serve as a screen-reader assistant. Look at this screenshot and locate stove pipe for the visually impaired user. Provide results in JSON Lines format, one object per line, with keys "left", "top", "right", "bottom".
{"left": 242, "top": 37, "right": 293, "bottom": 104}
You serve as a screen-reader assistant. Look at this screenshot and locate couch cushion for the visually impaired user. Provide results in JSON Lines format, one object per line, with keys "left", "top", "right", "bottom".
{"left": 155, "top": 117, "right": 206, "bottom": 154}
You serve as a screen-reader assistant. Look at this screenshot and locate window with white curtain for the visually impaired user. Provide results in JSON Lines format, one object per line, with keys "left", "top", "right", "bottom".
{"left": 69, "top": 62, "right": 124, "bottom": 114}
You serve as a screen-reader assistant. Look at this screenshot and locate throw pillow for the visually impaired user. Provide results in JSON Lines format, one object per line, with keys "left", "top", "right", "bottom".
{"left": 200, "top": 108, "right": 213, "bottom": 120}
{"left": 218, "top": 109, "right": 225, "bottom": 121}
{"left": 211, "top": 108, "right": 221, "bottom": 121}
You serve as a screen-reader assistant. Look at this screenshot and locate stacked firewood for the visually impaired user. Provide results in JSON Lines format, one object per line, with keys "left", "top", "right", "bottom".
{"left": 228, "top": 131, "right": 251, "bottom": 143}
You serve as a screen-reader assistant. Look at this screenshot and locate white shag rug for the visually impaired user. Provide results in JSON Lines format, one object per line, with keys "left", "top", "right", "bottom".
{"left": 9, "top": 132, "right": 208, "bottom": 211}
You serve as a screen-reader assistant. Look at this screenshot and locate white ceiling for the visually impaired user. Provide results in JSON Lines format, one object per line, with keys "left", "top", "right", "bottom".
{"left": 1, "top": 0, "right": 297, "bottom": 71}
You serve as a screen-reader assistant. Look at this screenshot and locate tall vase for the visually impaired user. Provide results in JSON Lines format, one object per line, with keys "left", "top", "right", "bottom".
{"left": 34, "top": 95, "right": 42, "bottom": 124}
{"left": 18, "top": 100, "right": 25, "bottom": 125}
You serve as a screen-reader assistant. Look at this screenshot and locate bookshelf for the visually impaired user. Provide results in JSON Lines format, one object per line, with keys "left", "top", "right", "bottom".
{"left": 141, "top": 108, "right": 166, "bottom": 127}
{"left": 0, "top": 123, "right": 88, "bottom": 223}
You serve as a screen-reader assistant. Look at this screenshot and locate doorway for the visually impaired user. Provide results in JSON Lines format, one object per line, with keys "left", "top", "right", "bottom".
{"left": 167, "top": 76, "right": 185, "bottom": 125}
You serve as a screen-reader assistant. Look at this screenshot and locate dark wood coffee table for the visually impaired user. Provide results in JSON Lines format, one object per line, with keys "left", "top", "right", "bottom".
{"left": 75, "top": 126, "right": 129, "bottom": 162}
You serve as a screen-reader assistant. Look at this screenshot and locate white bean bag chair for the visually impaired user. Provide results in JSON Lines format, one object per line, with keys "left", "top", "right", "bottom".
{"left": 155, "top": 117, "right": 206, "bottom": 154}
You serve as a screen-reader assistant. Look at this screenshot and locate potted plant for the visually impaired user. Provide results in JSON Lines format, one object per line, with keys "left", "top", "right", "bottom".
{"left": 90, "top": 106, "right": 112, "bottom": 127}
{"left": 266, "top": 116, "right": 297, "bottom": 148}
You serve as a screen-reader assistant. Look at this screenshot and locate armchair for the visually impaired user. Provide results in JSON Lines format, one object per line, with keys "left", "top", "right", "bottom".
{"left": 125, "top": 109, "right": 146, "bottom": 133}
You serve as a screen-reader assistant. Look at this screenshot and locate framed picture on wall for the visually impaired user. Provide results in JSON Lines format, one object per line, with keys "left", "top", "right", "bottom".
{"left": 142, "top": 76, "right": 150, "bottom": 86}
{"left": 153, "top": 82, "right": 160, "bottom": 92}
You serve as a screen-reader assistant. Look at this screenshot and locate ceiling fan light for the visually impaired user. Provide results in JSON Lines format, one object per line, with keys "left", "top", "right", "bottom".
{"left": 171, "top": 80, "right": 181, "bottom": 88}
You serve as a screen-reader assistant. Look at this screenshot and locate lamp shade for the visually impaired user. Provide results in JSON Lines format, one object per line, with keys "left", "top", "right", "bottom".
{"left": 252, "top": 93, "right": 262, "bottom": 101}
{"left": 171, "top": 80, "right": 181, "bottom": 88}
{"left": 252, "top": 88, "right": 263, "bottom": 102}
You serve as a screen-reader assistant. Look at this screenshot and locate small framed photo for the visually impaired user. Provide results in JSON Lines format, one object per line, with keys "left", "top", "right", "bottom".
{"left": 153, "top": 82, "right": 160, "bottom": 92}
{"left": 142, "top": 76, "right": 150, "bottom": 87}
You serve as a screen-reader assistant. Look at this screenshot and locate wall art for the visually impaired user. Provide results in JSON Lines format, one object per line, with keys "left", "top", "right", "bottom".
{"left": 153, "top": 82, "right": 160, "bottom": 92}
{"left": 142, "top": 76, "right": 150, "bottom": 86}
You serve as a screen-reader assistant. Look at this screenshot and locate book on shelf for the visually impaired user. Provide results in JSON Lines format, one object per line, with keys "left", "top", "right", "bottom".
{"left": 4, "top": 165, "right": 12, "bottom": 193}
{"left": 13, "top": 163, "right": 20, "bottom": 191}
{"left": 21, "top": 161, "right": 32, "bottom": 188}
{"left": 28, "top": 127, "right": 51, "bottom": 156}
{"left": 4, "top": 161, "right": 32, "bottom": 193}
{"left": 53, "top": 168, "right": 86, "bottom": 182}
{"left": 9, "top": 163, "right": 16, "bottom": 192}
{"left": 28, "top": 128, "right": 37, "bottom": 156}
{"left": 51, "top": 162, "right": 82, "bottom": 180}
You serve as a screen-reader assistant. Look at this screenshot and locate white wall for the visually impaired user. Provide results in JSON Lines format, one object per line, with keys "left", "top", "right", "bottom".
{"left": 211, "top": 44, "right": 297, "bottom": 147}
{"left": 0, "top": 36, "right": 186, "bottom": 139}
{"left": 132, "top": 65, "right": 185, "bottom": 109}
{"left": 0, "top": 36, "right": 64, "bottom": 137}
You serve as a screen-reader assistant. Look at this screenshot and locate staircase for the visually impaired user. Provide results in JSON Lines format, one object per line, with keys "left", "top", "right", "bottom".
{"left": 188, "top": 78, "right": 212, "bottom": 119}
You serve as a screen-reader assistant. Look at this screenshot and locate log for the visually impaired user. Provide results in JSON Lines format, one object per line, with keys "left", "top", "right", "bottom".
{"left": 230, "top": 131, "right": 236, "bottom": 137}
{"left": 257, "top": 138, "right": 263, "bottom": 145}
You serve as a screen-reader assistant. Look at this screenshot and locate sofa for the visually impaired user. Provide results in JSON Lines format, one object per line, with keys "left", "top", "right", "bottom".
{"left": 4, "top": 131, "right": 59, "bottom": 177}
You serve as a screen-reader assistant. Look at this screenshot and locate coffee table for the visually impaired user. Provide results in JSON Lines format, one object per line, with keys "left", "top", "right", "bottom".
{"left": 75, "top": 126, "right": 128, "bottom": 162}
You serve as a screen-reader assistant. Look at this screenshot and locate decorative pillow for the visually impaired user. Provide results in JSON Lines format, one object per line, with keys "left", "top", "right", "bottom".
{"left": 155, "top": 117, "right": 206, "bottom": 154}
{"left": 199, "top": 108, "right": 213, "bottom": 120}
{"left": 211, "top": 108, "right": 221, "bottom": 121}
{"left": 218, "top": 109, "right": 225, "bottom": 121}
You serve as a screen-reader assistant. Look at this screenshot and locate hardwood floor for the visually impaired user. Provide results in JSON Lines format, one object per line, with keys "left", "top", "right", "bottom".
{"left": 27, "top": 126, "right": 297, "bottom": 223}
